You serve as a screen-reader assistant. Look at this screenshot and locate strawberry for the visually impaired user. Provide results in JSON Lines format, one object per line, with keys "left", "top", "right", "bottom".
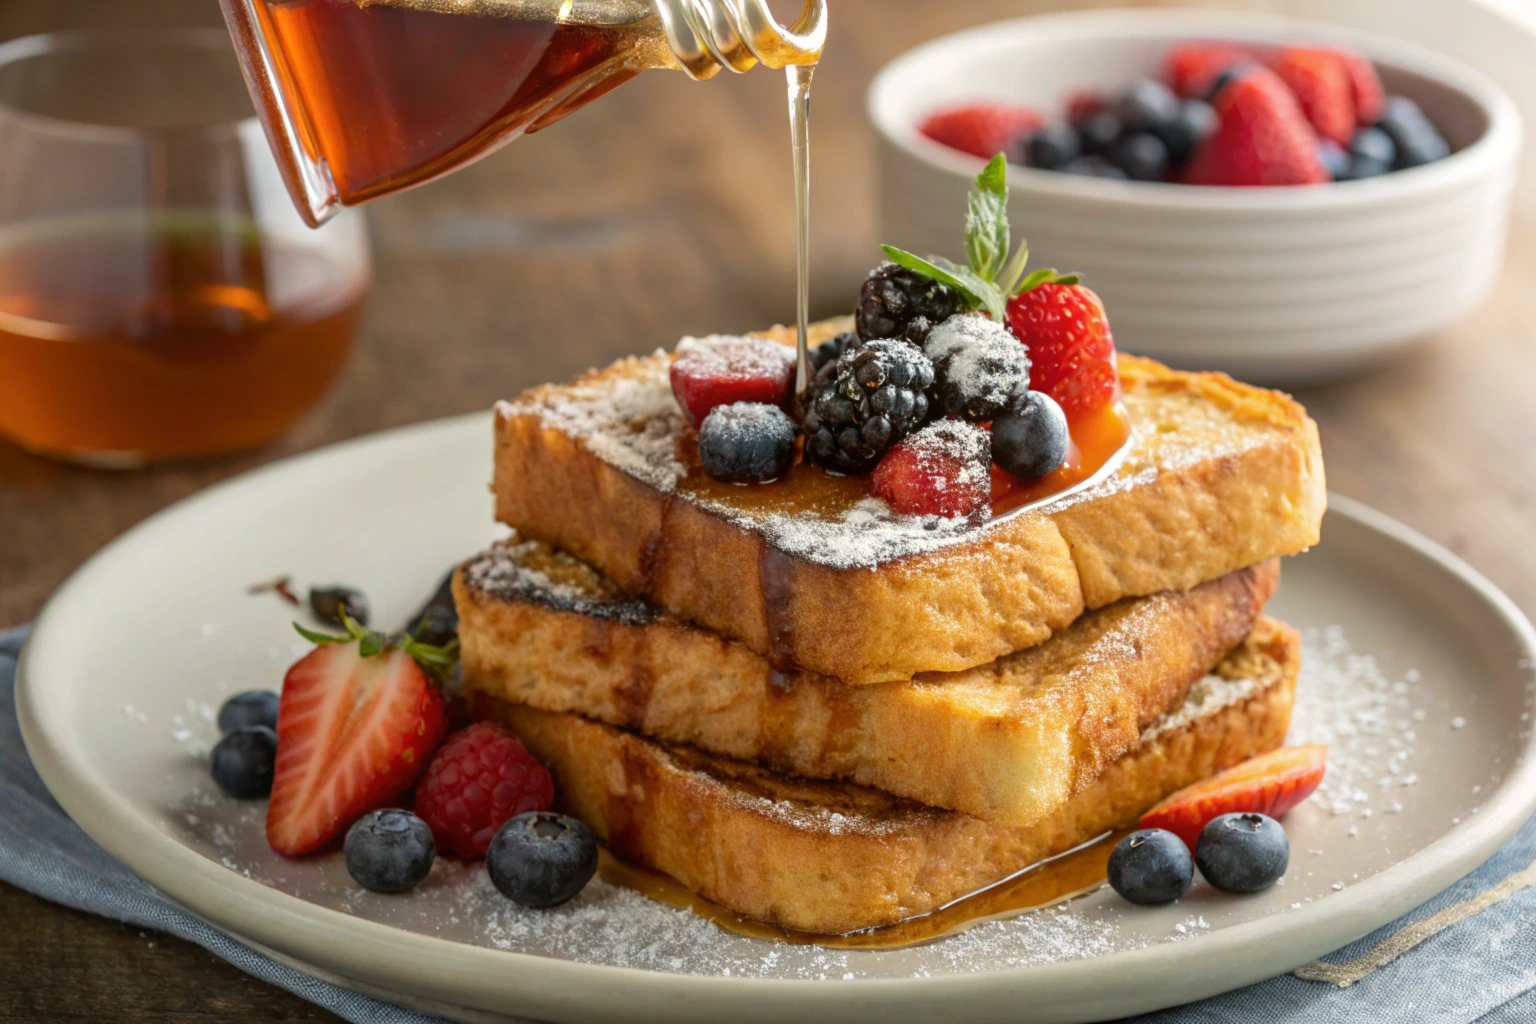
{"left": 1183, "top": 66, "right": 1329, "bottom": 187}
{"left": 1270, "top": 47, "right": 1355, "bottom": 146}
{"left": 1065, "top": 89, "right": 1107, "bottom": 125}
{"left": 415, "top": 722, "right": 554, "bottom": 858}
{"left": 871, "top": 420, "right": 991, "bottom": 518}
{"left": 1335, "top": 48, "right": 1386, "bottom": 127}
{"left": 669, "top": 336, "right": 794, "bottom": 428}
{"left": 918, "top": 103, "right": 1041, "bottom": 161}
{"left": 1140, "top": 744, "right": 1328, "bottom": 851}
{"left": 1006, "top": 282, "right": 1119, "bottom": 418}
{"left": 266, "top": 616, "right": 454, "bottom": 857}
{"left": 1164, "top": 42, "right": 1252, "bottom": 99}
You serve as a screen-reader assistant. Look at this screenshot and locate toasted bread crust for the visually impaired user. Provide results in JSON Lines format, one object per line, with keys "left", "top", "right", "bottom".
{"left": 478, "top": 618, "right": 1300, "bottom": 934}
{"left": 458, "top": 543, "right": 1279, "bottom": 826}
{"left": 493, "top": 318, "right": 1324, "bottom": 683}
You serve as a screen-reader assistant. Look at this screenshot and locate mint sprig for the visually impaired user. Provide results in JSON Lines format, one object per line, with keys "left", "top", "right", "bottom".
{"left": 881, "top": 154, "right": 1081, "bottom": 321}
{"left": 294, "top": 610, "right": 459, "bottom": 681}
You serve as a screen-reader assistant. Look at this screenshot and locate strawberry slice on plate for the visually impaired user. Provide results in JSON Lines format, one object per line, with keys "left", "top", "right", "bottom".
{"left": 266, "top": 615, "right": 453, "bottom": 857}
{"left": 1141, "top": 744, "right": 1329, "bottom": 851}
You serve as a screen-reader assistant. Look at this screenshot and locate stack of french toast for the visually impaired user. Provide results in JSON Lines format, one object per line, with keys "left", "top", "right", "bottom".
{"left": 452, "top": 310, "right": 1326, "bottom": 936}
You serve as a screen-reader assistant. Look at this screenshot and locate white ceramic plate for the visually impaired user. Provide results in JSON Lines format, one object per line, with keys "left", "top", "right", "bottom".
{"left": 17, "top": 414, "right": 1536, "bottom": 1023}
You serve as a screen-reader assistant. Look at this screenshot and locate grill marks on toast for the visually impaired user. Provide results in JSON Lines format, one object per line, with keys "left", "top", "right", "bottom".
{"left": 477, "top": 618, "right": 1299, "bottom": 934}
{"left": 457, "top": 539, "right": 1280, "bottom": 826}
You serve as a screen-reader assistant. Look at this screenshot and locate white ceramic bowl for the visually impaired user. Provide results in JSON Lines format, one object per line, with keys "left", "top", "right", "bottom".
{"left": 868, "top": 8, "right": 1522, "bottom": 383}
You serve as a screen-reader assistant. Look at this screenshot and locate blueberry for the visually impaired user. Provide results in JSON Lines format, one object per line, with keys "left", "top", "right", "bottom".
{"left": 1077, "top": 111, "right": 1122, "bottom": 156}
{"left": 487, "top": 811, "right": 598, "bottom": 908}
{"left": 209, "top": 725, "right": 277, "bottom": 799}
{"left": 1109, "top": 131, "right": 1170, "bottom": 182}
{"left": 992, "top": 391, "right": 1069, "bottom": 480}
{"left": 1195, "top": 812, "right": 1290, "bottom": 893}
{"left": 309, "top": 585, "right": 369, "bottom": 627}
{"left": 1025, "top": 124, "right": 1081, "bottom": 170}
{"left": 1316, "top": 139, "right": 1350, "bottom": 180}
{"left": 407, "top": 570, "right": 458, "bottom": 646}
{"left": 1349, "top": 126, "right": 1396, "bottom": 166}
{"left": 1061, "top": 155, "right": 1129, "bottom": 180}
{"left": 345, "top": 809, "right": 436, "bottom": 893}
{"left": 1340, "top": 155, "right": 1392, "bottom": 181}
{"left": 217, "top": 690, "right": 279, "bottom": 734}
{"left": 1378, "top": 95, "right": 1449, "bottom": 168}
{"left": 1108, "top": 828, "right": 1193, "bottom": 905}
{"left": 1117, "top": 78, "right": 1180, "bottom": 134}
{"left": 698, "top": 402, "right": 796, "bottom": 483}
{"left": 1157, "top": 99, "right": 1217, "bottom": 164}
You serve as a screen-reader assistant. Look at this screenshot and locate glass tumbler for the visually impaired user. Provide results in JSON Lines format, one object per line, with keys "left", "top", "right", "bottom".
{"left": 0, "top": 30, "right": 371, "bottom": 467}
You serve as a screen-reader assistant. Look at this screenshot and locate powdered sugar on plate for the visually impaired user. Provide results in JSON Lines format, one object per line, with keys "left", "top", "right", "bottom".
{"left": 156, "top": 623, "right": 1458, "bottom": 981}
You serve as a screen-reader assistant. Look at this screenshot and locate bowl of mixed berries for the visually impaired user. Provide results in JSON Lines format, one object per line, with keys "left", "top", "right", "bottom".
{"left": 868, "top": 8, "right": 1520, "bottom": 382}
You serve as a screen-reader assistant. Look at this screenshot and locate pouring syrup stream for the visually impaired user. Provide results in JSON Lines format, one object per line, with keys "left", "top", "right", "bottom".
{"left": 787, "top": 63, "right": 815, "bottom": 393}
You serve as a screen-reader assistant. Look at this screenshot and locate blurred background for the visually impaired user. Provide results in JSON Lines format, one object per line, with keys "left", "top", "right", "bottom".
{"left": 2, "top": 1, "right": 1535, "bottom": 1019}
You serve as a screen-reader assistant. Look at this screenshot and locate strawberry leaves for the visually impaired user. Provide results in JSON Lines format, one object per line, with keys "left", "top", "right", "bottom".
{"left": 293, "top": 611, "right": 459, "bottom": 681}
{"left": 881, "top": 154, "right": 1080, "bottom": 321}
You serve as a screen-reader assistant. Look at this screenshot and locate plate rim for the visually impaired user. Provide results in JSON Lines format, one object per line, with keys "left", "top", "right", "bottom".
{"left": 15, "top": 416, "right": 1536, "bottom": 1023}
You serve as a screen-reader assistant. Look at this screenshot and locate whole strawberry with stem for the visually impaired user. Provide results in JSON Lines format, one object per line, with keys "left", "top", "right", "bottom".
{"left": 1006, "top": 282, "right": 1120, "bottom": 419}
{"left": 266, "top": 613, "right": 456, "bottom": 857}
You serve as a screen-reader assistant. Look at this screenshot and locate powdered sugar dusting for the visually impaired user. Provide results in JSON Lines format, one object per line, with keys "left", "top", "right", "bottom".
{"left": 1139, "top": 672, "right": 1266, "bottom": 744}
{"left": 463, "top": 540, "right": 658, "bottom": 626}
{"left": 900, "top": 419, "right": 992, "bottom": 497}
{"left": 499, "top": 352, "right": 688, "bottom": 493}
{"left": 675, "top": 334, "right": 795, "bottom": 378}
{"left": 923, "top": 312, "right": 1028, "bottom": 414}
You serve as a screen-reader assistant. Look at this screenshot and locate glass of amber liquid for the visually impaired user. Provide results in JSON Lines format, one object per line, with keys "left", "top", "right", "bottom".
{"left": 0, "top": 30, "right": 370, "bottom": 466}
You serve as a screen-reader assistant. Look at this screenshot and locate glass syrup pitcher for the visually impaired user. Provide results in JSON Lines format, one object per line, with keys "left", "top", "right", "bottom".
{"left": 218, "top": 0, "right": 826, "bottom": 227}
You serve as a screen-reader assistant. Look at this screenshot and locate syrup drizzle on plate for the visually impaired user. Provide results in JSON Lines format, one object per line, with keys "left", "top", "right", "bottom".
{"left": 598, "top": 830, "right": 1125, "bottom": 950}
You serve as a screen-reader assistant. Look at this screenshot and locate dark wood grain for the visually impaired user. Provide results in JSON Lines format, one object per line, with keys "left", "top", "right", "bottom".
{"left": 2, "top": 0, "right": 1533, "bottom": 1021}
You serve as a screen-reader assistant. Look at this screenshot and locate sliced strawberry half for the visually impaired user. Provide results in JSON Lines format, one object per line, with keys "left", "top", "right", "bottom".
{"left": 1140, "top": 744, "right": 1328, "bottom": 851}
{"left": 266, "top": 617, "right": 453, "bottom": 857}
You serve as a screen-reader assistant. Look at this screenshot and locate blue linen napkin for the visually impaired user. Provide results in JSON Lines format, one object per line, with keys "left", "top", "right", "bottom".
{"left": 4, "top": 621, "right": 1535, "bottom": 1024}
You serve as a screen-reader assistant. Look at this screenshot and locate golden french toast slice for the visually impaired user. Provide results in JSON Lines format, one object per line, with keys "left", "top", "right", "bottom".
{"left": 456, "top": 538, "right": 1279, "bottom": 827}
{"left": 493, "top": 317, "right": 1324, "bottom": 684}
{"left": 477, "top": 618, "right": 1299, "bottom": 935}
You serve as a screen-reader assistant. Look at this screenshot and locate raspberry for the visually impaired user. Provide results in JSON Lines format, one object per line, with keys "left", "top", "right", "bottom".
{"left": 669, "top": 336, "right": 794, "bottom": 428}
{"left": 917, "top": 103, "right": 1041, "bottom": 161}
{"left": 1006, "top": 283, "right": 1120, "bottom": 419}
{"left": 414, "top": 723, "right": 554, "bottom": 859}
{"left": 871, "top": 419, "right": 992, "bottom": 519}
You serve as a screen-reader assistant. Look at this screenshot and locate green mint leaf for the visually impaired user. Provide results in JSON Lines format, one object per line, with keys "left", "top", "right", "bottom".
{"left": 932, "top": 256, "right": 1007, "bottom": 320}
{"left": 293, "top": 622, "right": 344, "bottom": 646}
{"left": 964, "top": 154, "right": 1011, "bottom": 282}
{"left": 997, "top": 240, "right": 1031, "bottom": 295}
{"left": 880, "top": 245, "right": 979, "bottom": 301}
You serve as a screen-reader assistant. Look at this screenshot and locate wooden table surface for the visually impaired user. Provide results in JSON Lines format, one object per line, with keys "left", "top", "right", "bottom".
{"left": 3, "top": 0, "right": 1534, "bottom": 1020}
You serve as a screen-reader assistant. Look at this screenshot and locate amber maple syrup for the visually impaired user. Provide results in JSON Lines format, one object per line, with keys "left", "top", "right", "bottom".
{"left": 0, "top": 214, "right": 363, "bottom": 464}
{"left": 599, "top": 830, "right": 1125, "bottom": 949}
{"left": 244, "top": 0, "right": 676, "bottom": 214}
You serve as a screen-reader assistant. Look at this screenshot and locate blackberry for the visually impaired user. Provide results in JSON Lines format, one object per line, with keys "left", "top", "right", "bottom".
{"left": 923, "top": 313, "right": 1029, "bottom": 422}
{"left": 808, "top": 331, "right": 857, "bottom": 374}
{"left": 855, "top": 263, "right": 959, "bottom": 343}
{"left": 800, "top": 339, "right": 934, "bottom": 473}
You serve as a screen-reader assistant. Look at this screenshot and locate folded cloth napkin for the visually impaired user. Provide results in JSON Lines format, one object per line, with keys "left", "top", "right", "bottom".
{"left": 4, "top": 622, "right": 1535, "bottom": 1024}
